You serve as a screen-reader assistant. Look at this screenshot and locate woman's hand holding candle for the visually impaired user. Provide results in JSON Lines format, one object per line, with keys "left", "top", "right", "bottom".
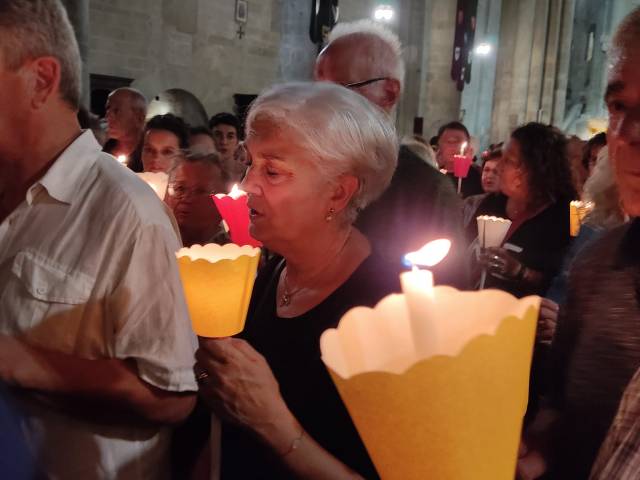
{"left": 195, "top": 337, "right": 291, "bottom": 432}
{"left": 479, "top": 247, "right": 524, "bottom": 281}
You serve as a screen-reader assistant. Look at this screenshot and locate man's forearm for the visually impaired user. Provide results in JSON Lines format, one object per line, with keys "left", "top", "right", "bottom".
{"left": 2, "top": 337, "right": 195, "bottom": 425}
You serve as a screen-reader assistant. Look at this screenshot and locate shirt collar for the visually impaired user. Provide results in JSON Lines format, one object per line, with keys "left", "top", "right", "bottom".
{"left": 27, "top": 130, "right": 101, "bottom": 206}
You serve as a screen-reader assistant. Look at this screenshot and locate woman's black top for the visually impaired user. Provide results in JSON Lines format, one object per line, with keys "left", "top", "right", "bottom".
{"left": 467, "top": 193, "right": 572, "bottom": 298}
{"left": 220, "top": 253, "right": 401, "bottom": 480}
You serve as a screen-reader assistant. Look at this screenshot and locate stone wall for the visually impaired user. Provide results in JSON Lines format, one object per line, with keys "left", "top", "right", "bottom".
{"left": 418, "top": 0, "right": 461, "bottom": 139}
{"left": 490, "top": 0, "right": 574, "bottom": 143}
{"left": 88, "top": 0, "right": 282, "bottom": 117}
{"left": 460, "top": 0, "right": 502, "bottom": 151}
{"left": 86, "top": 0, "right": 432, "bottom": 136}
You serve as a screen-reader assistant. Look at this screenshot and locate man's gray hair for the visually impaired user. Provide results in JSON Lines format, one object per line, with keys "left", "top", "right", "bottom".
{"left": 327, "top": 19, "right": 405, "bottom": 86}
{"left": 0, "top": 0, "right": 81, "bottom": 109}
{"left": 246, "top": 82, "right": 398, "bottom": 222}
{"left": 583, "top": 146, "right": 626, "bottom": 229}
{"left": 110, "top": 87, "right": 148, "bottom": 116}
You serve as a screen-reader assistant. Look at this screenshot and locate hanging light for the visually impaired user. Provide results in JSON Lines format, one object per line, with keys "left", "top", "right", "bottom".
{"left": 373, "top": 4, "right": 394, "bottom": 22}
{"left": 475, "top": 43, "right": 492, "bottom": 56}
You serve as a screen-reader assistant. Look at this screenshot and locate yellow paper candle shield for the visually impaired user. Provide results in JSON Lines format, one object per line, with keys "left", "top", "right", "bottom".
{"left": 320, "top": 288, "right": 539, "bottom": 480}
{"left": 176, "top": 243, "right": 260, "bottom": 337}
{"left": 570, "top": 201, "right": 594, "bottom": 237}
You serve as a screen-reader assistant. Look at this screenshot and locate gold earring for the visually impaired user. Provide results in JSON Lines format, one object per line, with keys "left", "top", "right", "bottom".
{"left": 325, "top": 207, "right": 335, "bottom": 221}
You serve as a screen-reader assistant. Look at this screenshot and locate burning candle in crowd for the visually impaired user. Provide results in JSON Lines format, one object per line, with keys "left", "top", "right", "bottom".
{"left": 400, "top": 239, "right": 451, "bottom": 355}
{"left": 321, "top": 239, "right": 540, "bottom": 480}
{"left": 453, "top": 141, "right": 472, "bottom": 194}
{"left": 116, "top": 155, "right": 128, "bottom": 166}
{"left": 211, "top": 184, "right": 262, "bottom": 247}
{"left": 569, "top": 200, "right": 594, "bottom": 237}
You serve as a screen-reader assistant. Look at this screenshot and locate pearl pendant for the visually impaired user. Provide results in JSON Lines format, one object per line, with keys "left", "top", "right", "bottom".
{"left": 280, "top": 293, "right": 291, "bottom": 307}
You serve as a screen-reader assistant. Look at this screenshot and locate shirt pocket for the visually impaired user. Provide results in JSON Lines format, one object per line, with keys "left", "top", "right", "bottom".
{"left": 11, "top": 249, "right": 94, "bottom": 304}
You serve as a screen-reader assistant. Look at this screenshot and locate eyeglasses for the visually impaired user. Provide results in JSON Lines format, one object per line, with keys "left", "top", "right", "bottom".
{"left": 167, "top": 184, "right": 213, "bottom": 199}
{"left": 343, "top": 77, "right": 391, "bottom": 89}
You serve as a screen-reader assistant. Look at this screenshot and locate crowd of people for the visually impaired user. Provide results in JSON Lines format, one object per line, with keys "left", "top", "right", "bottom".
{"left": 2, "top": 1, "right": 640, "bottom": 479}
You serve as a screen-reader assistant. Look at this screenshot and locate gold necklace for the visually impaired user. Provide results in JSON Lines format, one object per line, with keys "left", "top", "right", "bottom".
{"left": 279, "top": 229, "right": 352, "bottom": 307}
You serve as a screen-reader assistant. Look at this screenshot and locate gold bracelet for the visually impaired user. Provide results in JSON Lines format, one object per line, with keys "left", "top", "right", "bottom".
{"left": 280, "top": 428, "right": 305, "bottom": 457}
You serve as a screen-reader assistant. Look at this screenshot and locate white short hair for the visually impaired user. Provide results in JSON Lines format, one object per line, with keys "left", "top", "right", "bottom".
{"left": 327, "top": 19, "right": 405, "bottom": 87}
{"left": 0, "top": 0, "right": 81, "bottom": 109}
{"left": 401, "top": 136, "right": 437, "bottom": 169}
{"left": 246, "top": 82, "right": 398, "bottom": 222}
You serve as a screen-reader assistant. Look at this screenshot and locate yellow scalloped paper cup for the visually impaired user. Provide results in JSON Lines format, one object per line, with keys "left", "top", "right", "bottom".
{"left": 321, "top": 290, "right": 539, "bottom": 480}
{"left": 177, "top": 244, "right": 260, "bottom": 337}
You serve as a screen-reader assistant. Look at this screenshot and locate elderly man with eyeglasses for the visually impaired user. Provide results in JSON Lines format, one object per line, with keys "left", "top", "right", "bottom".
{"left": 314, "top": 20, "right": 467, "bottom": 287}
{"left": 165, "top": 152, "right": 230, "bottom": 247}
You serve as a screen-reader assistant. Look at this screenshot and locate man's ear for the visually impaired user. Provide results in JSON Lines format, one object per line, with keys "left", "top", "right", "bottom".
{"left": 330, "top": 175, "right": 360, "bottom": 214}
{"left": 30, "top": 56, "right": 62, "bottom": 109}
{"left": 136, "top": 108, "right": 147, "bottom": 126}
{"left": 380, "top": 78, "right": 401, "bottom": 111}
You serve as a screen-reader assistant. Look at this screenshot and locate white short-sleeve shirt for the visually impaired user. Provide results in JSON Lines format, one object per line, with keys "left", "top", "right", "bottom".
{"left": 0, "top": 131, "right": 198, "bottom": 479}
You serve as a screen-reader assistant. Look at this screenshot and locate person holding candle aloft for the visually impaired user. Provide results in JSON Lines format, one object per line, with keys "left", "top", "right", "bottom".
{"left": 472, "top": 123, "right": 576, "bottom": 299}
{"left": 470, "top": 123, "right": 575, "bottom": 434}
{"left": 165, "top": 151, "right": 229, "bottom": 247}
{"left": 194, "top": 82, "right": 399, "bottom": 480}
{"left": 436, "top": 121, "right": 484, "bottom": 198}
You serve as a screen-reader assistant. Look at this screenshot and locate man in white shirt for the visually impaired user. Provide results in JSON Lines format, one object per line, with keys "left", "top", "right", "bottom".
{"left": 0, "top": 1, "right": 198, "bottom": 478}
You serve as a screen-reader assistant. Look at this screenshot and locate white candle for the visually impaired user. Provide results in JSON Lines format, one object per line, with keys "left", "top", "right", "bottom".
{"left": 400, "top": 267, "right": 436, "bottom": 356}
{"left": 116, "top": 154, "right": 128, "bottom": 166}
{"left": 136, "top": 172, "right": 169, "bottom": 200}
{"left": 401, "top": 239, "right": 451, "bottom": 356}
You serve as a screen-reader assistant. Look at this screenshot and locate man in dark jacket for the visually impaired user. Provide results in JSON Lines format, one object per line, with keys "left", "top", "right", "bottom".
{"left": 314, "top": 19, "right": 466, "bottom": 287}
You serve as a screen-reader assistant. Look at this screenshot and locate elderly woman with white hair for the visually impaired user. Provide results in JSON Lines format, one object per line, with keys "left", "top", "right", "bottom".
{"left": 194, "top": 82, "right": 398, "bottom": 479}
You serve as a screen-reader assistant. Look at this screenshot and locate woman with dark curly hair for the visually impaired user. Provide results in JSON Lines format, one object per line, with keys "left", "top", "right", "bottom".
{"left": 468, "top": 122, "right": 577, "bottom": 298}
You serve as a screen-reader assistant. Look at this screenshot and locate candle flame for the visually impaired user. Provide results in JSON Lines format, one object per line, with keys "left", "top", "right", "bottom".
{"left": 404, "top": 239, "right": 451, "bottom": 268}
{"left": 117, "top": 155, "right": 127, "bottom": 165}
{"left": 229, "top": 183, "right": 246, "bottom": 200}
{"left": 459, "top": 142, "right": 468, "bottom": 156}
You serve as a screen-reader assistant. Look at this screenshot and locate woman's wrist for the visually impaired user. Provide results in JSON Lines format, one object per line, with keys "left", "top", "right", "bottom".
{"left": 253, "top": 404, "right": 302, "bottom": 455}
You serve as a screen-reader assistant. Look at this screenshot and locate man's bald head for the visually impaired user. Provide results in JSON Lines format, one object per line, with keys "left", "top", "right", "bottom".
{"left": 108, "top": 87, "right": 147, "bottom": 113}
{"left": 314, "top": 19, "right": 404, "bottom": 113}
{"left": 105, "top": 87, "right": 147, "bottom": 141}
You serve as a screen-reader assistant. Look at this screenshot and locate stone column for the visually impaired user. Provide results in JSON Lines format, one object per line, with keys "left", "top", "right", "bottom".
{"left": 490, "top": 0, "right": 553, "bottom": 142}
{"left": 61, "top": 0, "right": 90, "bottom": 108}
{"left": 418, "top": 0, "right": 462, "bottom": 139}
{"left": 395, "top": 0, "right": 427, "bottom": 137}
{"left": 277, "top": 0, "right": 317, "bottom": 82}
{"left": 460, "top": 0, "right": 502, "bottom": 150}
